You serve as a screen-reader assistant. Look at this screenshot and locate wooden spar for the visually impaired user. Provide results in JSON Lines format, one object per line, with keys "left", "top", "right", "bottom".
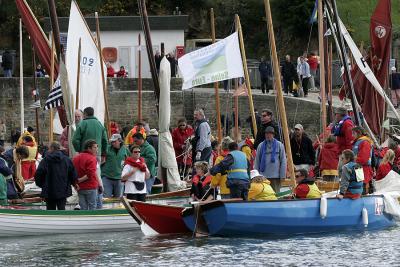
{"left": 138, "top": 0, "right": 160, "bottom": 112}
{"left": 210, "top": 8, "right": 222, "bottom": 144}
{"left": 47, "top": 0, "right": 61, "bottom": 61}
{"left": 19, "top": 19, "right": 24, "bottom": 134}
{"left": 263, "top": 0, "right": 296, "bottom": 186}
{"left": 318, "top": 0, "right": 327, "bottom": 140}
{"left": 328, "top": 42, "right": 334, "bottom": 123}
{"left": 235, "top": 15, "right": 257, "bottom": 138}
{"left": 95, "top": 12, "right": 111, "bottom": 138}
{"left": 75, "top": 38, "right": 81, "bottom": 109}
{"left": 234, "top": 80, "right": 239, "bottom": 143}
{"left": 138, "top": 33, "right": 142, "bottom": 122}
{"left": 31, "top": 46, "right": 41, "bottom": 145}
{"left": 330, "top": 0, "right": 361, "bottom": 126}
{"left": 49, "top": 31, "right": 55, "bottom": 143}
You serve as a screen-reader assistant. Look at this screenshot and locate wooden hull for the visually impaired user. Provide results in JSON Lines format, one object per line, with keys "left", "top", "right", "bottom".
{"left": 146, "top": 188, "right": 190, "bottom": 200}
{"left": 182, "top": 196, "right": 395, "bottom": 237}
{"left": 281, "top": 179, "right": 339, "bottom": 192}
{"left": 121, "top": 197, "right": 190, "bottom": 235}
{"left": 0, "top": 209, "right": 138, "bottom": 237}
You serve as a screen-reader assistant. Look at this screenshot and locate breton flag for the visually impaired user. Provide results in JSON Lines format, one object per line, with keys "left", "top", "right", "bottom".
{"left": 66, "top": 1, "right": 106, "bottom": 124}
{"left": 44, "top": 76, "right": 63, "bottom": 110}
{"left": 178, "top": 32, "right": 244, "bottom": 90}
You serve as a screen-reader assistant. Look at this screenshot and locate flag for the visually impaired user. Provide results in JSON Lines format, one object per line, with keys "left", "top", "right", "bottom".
{"left": 309, "top": 0, "right": 318, "bottom": 24}
{"left": 15, "top": 0, "right": 58, "bottom": 77}
{"left": 178, "top": 32, "right": 244, "bottom": 90}
{"left": 29, "top": 100, "right": 41, "bottom": 109}
{"left": 66, "top": 1, "right": 106, "bottom": 124}
{"left": 44, "top": 76, "right": 63, "bottom": 110}
{"left": 340, "top": 0, "right": 392, "bottom": 134}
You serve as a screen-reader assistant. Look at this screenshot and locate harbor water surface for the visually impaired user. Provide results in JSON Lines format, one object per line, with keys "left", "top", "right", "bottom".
{"left": 1, "top": 227, "right": 399, "bottom": 266}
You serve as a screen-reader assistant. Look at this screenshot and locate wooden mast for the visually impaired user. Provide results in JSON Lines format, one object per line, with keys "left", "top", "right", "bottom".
{"left": 75, "top": 38, "right": 81, "bottom": 109}
{"left": 138, "top": 33, "right": 142, "bottom": 122}
{"left": 210, "top": 8, "right": 222, "bottom": 144}
{"left": 19, "top": 19, "right": 24, "bottom": 134}
{"left": 328, "top": 42, "right": 334, "bottom": 122}
{"left": 49, "top": 32, "right": 55, "bottom": 143}
{"left": 235, "top": 15, "right": 257, "bottom": 138}
{"left": 31, "top": 46, "right": 41, "bottom": 145}
{"left": 95, "top": 12, "right": 111, "bottom": 138}
{"left": 318, "top": 0, "right": 327, "bottom": 140}
{"left": 263, "top": 0, "right": 296, "bottom": 186}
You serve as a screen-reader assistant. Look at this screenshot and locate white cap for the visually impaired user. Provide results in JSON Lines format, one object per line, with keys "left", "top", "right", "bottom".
{"left": 250, "top": 170, "right": 262, "bottom": 179}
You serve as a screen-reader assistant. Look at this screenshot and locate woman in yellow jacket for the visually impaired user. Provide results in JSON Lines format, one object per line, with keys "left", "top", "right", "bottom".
{"left": 210, "top": 137, "right": 233, "bottom": 199}
{"left": 248, "top": 170, "right": 277, "bottom": 201}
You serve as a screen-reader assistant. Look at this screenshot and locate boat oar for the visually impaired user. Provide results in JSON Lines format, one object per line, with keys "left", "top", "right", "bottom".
{"left": 192, "top": 187, "right": 214, "bottom": 238}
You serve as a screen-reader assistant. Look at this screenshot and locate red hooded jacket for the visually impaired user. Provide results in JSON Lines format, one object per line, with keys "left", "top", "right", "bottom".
{"left": 172, "top": 126, "right": 194, "bottom": 165}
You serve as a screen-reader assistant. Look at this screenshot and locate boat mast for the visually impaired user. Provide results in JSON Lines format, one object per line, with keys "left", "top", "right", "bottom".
{"left": 19, "top": 19, "right": 24, "bottom": 134}
{"left": 75, "top": 38, "right": 81, "bottom": 110}
{"left": 31, "top": 46, "right": 41, "bottom": 145}
{"left": 263, "top": 0, "right": 296, "bottom": 186}
{"left": 49, "top": 32, "right": 55, "bottom": 143}
{"left": 318, "top": 0, "right": 327, "bottom": 140}
{"left": 210, "top": 8, "right": 223, "bottom": 144}
{"left": 138, "top": 33, "right": 142, "bottom": 122}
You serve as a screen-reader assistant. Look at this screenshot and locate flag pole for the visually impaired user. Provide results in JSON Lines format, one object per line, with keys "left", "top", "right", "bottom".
{"left": 138, "top": 33, "right": 142, "bottom": 122}
{"left": 31, "top": 46, "right": 41, "bottom": 145}
{"left": 318, "top": 0, "right": 327, "bottom": 140}
{"left": 263, "top": 0, "right": 296, "bottom": 186}
{"left": 235, "top": 14, "right": 257, "bottom": 138}
{"left": 75, "top": 38, "right": 81, "bottom": 109}
{"left": 95, "top": 12, "right": 111, "bottom": 138}
{"left": 19, "top": 19, "right": 25, "bottom": 134}
{"left": 210, "top": 8, "right": 222, "bottom": 144}
{"left": 49, "top": 31, "right": 55, "bottom": 143}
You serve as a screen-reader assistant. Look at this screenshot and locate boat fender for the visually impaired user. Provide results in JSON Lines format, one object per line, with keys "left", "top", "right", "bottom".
{"left": 320, "top": 197, "right": 327, "bottom": 219}
{"left": 362, "top": 208, "right": 368, "bottom": 227}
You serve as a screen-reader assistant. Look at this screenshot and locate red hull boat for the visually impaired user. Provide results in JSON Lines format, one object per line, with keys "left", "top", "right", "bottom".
{"left": 121, "top": 197, "right": 191, "bottom": 235}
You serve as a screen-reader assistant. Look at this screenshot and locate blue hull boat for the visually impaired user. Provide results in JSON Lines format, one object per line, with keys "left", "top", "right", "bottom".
{"left": 182, "top": 195, "right": 396, "bottom": 237}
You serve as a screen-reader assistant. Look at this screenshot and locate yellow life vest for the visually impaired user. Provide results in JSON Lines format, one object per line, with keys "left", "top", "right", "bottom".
{"left": 306, "top": 183, "right": 322, "bottom": 198}
{"left": 23, "top": 145, "right": 38, "bottom": 162}
{"left": 249, "top": 181, "right": 277, "bottom": 201}
{"left": 211, "top": 155, "right": 230, "bottom": 195}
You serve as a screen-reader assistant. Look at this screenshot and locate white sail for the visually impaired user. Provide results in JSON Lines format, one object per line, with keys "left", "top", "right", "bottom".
{"left": 65, "top": 0, "right": 106, "bottom": 123}
{"left": 338, "top": 18, "right": 400, "bottom": 122}
{"left": 158, "top": 57, "right": 186, "bottom": 191}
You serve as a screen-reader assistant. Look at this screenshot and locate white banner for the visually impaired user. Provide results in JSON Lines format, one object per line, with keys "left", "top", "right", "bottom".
{"left": 65, "top": 0, "right": 106, "bottom": 124}
{"left": 178, "top": 32, "right": 244, "bottom": 90}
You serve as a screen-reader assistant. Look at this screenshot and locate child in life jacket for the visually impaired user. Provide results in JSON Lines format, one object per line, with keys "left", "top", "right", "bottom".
{"left": 190, "top": 161, "right": 214, "bottom": 201}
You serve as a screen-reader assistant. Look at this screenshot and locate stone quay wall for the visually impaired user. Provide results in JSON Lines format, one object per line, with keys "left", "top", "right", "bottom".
{"left": 0, "top": 77, "right": 322, "bottom": 144}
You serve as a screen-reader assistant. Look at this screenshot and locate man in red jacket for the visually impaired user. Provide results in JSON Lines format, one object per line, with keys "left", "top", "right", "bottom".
{"left": 352, "top": 126, "right": 374, "bottom": 194}
{"left": 73, "top": 140, "right": 103, "bottom": 210}
{"left": 172, "top": 118, "right": 194, "bottom": 177}
{"left": 331, "top": 107, "right": 354, "bottom": 153}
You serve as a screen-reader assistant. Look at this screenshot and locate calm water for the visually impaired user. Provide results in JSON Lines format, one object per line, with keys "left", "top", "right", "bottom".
{"left": 1, "top": 227, "right": 399, "bottom": 266}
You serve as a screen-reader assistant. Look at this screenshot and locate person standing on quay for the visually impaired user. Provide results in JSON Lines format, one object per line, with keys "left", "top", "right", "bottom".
{"left": 101, "top": 134, "right": 130, "bottom": 198}
{"left": 35, "top": 142, "right": 77, "bottom": 210}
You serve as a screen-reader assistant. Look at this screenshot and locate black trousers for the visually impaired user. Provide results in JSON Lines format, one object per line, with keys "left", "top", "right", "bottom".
{"left": 261, "top": 77, "right": 269, "bottom": 93}
{"left": 46, "top": 198, "right": 67, "bottom": 210}
{"left": 302, "top": 77, "right": 310, "bottom": 96}
{"left": 283, "top": 78, "right": 293, "bottom": 94}
{"left": 127, "top": 193, "right": 146, "bottom": 202}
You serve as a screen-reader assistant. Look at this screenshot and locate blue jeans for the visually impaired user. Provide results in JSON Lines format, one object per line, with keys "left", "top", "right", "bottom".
{"left": 226, "top": 179, "right": 250, "bottom": 200}
{"left": 78, "top": 189, "right": 97, "bottom": 210}
{"left": 3, "top": 69, "right": 12, "bottom": 77}
{"left": 96, "top": 191, "right": 103, "bottom": 209}
{"left": 145, "top": 176, "right": 155, "bottom": 194}
{"left": 102, "top": 176, "right": 123, "bottom": 198}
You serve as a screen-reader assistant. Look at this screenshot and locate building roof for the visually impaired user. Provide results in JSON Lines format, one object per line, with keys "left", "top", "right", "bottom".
{"left": 43, "top": 15, "right": 188, "bottom": 32}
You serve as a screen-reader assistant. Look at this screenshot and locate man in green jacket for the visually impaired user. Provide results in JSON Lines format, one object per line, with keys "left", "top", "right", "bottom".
{"left": 132, "top": 133, "right": 157, "bottom": 194}
{"left": 72, "top": 107, "right": 108, "bottom": 158}
{"left": 101, "top": 134, "right": 130, "bottom": 198}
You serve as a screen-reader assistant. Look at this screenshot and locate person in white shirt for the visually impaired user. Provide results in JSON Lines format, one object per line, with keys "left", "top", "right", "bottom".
{"left": 121, "top": 145, "right": 150, "bottom": 201}
{"left": 298, "top": 56, "right": 311, "bottom": 97}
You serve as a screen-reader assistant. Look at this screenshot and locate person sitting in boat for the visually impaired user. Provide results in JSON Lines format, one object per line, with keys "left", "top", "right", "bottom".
{"left": 121, "top": 145, "right": 150, "bottom": 202}
{"left": 248, "top": 170, "right": 277, "bottom": 201}
{"left": 376, "top": 149, "right": 398, "bottom": 181}
{"left": 318, "top": 135, "right": 339, "bottom": 181}
{"left": 208, "top": 141, "right": 250, "bottom": 200}
{"left": 240, "top": 137, "right": 256, "bottom": 169}
{"left": 210, "top": 137, "right": 233, "bottom": 199}
{"left": 191, "top": 161, "right": 214, "bottom": 201}
{"left": 293, "top": 168, "right": 322, "bottom": 199}
{"left": 124, "top": 122, "right": 147, "bottom": 145}
{"left": 337, "top": 149, "right": 363, "bottom": 200}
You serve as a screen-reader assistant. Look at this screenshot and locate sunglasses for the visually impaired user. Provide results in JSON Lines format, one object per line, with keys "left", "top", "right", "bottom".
{"left": 179, "top": 124, "right": 186, "bottom": 127}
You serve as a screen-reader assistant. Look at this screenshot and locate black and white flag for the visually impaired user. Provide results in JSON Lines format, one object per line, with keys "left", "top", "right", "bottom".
{"left": 44, "top": 75, "right": 64, "bottom": 110}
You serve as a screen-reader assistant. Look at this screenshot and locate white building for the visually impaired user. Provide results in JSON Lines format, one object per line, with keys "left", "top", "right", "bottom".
{"left": 44, "top": 15, "right": 188, "bottom": 78}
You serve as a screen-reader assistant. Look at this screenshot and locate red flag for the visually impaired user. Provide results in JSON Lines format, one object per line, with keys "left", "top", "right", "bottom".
{"left": 15, "top": 0, "right": 59, "bottom": 77}
{"left": 340, "top": 0, "right": 391, "bottom": 135}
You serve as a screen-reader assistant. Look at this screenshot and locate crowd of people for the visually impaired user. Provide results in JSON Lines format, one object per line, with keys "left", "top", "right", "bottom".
{"left": 1, "top": 102, "right": 399, "bottom": 210}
